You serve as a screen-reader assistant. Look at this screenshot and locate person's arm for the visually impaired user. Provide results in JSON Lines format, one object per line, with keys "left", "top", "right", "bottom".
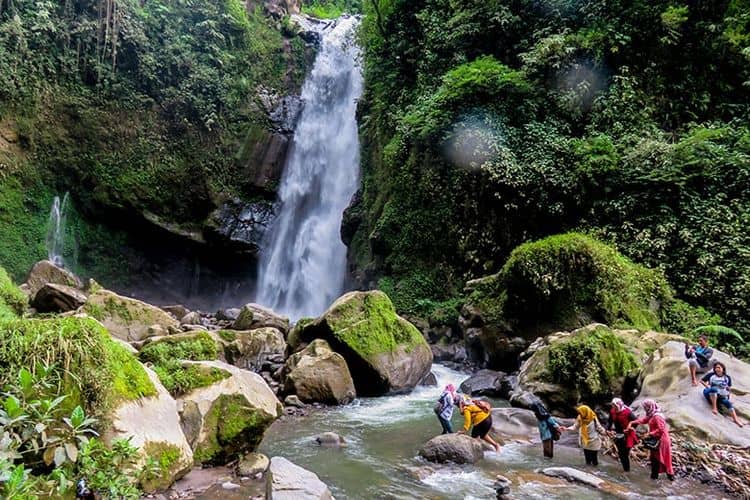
{"left": 606, "top": 410, "right": 614, "bottom": 431}
{"left": 727, "top": 375, "right": 733, "bottom": 399}
{"left": 626, "top": 415, "right": 647, "bottom": 430}
{"left": 565, "top": 419, "right": 580, "bottom": 432}
{"left": 595, "top": 418, "right": 607, "bottom": 436}
{"left": 649, "top": 416, "right": 666, "bottom": 439}
{"left": 463, "top": 408, "right": 472, "bottom": 431}
{"left": 685, "top": 343, "right": 693, "bottom": 359}
{"left": 701, "top": 371, "right": 712, "bottom": 387}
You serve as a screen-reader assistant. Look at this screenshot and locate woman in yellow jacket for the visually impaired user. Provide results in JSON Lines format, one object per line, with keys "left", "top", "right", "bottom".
{"left": 459, "top": 399, "right": 501, "bottom": 452}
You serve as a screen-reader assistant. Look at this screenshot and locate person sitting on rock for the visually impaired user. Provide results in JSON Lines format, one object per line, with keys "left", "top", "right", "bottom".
{"left": 701, "top": 361, "right": 744, "bottom": 427}
{"left": 435, "top": 384, "right": 457, "bottom": 434}
{"left": 606, "top": 398, "right": 638, "bottom": 472}
{"left": 531, "top": 400, "right": 561, "bottom": 458}
{"left": 565, "top": 405, "right": 606, "bottom": 466}
{"left": 685, "top": 335, "right": 714, "bottom": 386}
{"left": 626, "top": 399, "right": 674, "bottom": 481}
{"left": 458, "top": 398, "right": 501, "bottom": 452}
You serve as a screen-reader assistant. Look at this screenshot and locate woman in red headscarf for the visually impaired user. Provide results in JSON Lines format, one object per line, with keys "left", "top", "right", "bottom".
{"left": 607, "top": 398, "right": 638, "bottom": 471}
{"left": 626, "top": 399, "right": 674, "bottom": 480}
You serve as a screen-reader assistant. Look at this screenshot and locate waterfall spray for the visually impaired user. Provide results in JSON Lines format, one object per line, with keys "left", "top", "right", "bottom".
{"left": 46, "top": 192, "right": 70, "bottom": 267}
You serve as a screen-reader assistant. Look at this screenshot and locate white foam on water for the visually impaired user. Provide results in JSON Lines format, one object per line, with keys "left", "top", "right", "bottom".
{"left": 420, "top": 469, "right": 496, "bottom": 499}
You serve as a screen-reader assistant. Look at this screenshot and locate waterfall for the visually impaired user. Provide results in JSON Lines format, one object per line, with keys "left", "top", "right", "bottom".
{"left": 255, "top": 16, "right": 363, "bottom": 320}
{"left": 46, "top": 192, "right": 70, "bottom": 267}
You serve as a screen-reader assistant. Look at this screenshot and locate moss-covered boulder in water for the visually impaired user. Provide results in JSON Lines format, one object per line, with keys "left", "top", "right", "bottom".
{"left": 298, "top": 291, "right": 432, "bottom": 396}
{"left": 83, "top": 282, "right": 179, "bottom": 342}
{"left": 177, "top": 360, "right": 281, "bottom": 465}
{"left": 462, "top": 233, "right": 705, "bottom": 370}
{"left": 514, "top": 323, "right": 678, "bottom": 413}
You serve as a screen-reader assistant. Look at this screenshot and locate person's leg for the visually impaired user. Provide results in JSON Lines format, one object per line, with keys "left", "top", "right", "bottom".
{"left": 719, "top": 398, "right": 744, "bottom": 427}
{"left": 704, "top": 387, "right": 719, "bottom": 414}
{"left": 616, "top": 440, "right": 630, "bottom": 472}
{"left": 438, "top": 416, "right": 451, "bottom": 434}
{"left": 583, "top": 449, "right": 595, "bottom": 465}
{"left": 650, "top": 456, "right": 660, "bottom": 479}
{"left": 591, "top": 450, "right": 598, "bottom": 466}
{"left": 543, "top": 439, "right": 553, "bottom": 458}
{"left": 689, "top": 359, "right": 698, "bottom": 385}
{"left": 482, "top": 433, "right": 501, "bottom": 452}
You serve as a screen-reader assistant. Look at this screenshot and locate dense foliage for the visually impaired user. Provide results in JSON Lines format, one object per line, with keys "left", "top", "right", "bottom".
{"left": 0, "top": 0, "right": 307, "bottom": 281}
{"left": 350, "top": 0, "right": 750, "bottom": 340}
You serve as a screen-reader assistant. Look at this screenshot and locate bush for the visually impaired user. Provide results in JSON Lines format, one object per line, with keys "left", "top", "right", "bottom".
{"left": 0, "top": 266, "right": 27, "bottom": 319}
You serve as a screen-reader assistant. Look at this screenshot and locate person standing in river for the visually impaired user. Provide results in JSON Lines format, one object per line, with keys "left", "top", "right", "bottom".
{"left": 531, "top": 400, "right": 561, "bottom": 458}
{"left": 565, "top": 405, "right": 607, "bottom": 466}
{"left": 459, "top": 398, "right": 501, "bottom": 452}
{"left": 434, "top": 384, "right": 457, "bottom": 434}
{"left": 626, "top": 399, "right": 674, "bottom": 481}
{"left": 607, "top": 398, "right": 638, "bottom": 472}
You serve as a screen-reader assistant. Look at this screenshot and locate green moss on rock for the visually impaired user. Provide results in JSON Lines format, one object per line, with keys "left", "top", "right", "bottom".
{"left": 141, "top": 442, "right": 184, "bottom": 492}
{"left": 0, "top": 265, "right": 26, "bottom": 319}
{"left": 152, "top": 361, "right": 231, "bottom": 397}
{"left": 193, "top": 394, "right": 274, "bottom": 465}
{"left": 139, "top": 332, "right": 219, "bottom": 365}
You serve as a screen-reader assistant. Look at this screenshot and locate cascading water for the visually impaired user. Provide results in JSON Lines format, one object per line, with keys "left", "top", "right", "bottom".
{"left": 255, "top": 16, "right": 363, "bottom": 320}
{"left": 46, "top": 192, "right": 70, "bottom": 267}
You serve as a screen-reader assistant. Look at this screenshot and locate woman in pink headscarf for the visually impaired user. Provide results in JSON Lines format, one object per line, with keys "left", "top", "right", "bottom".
{"left": 625, "top": 399, "right": 674, "bottom": 480}
{"left": 434, "top": 384, "right": 457, "bottom": 434}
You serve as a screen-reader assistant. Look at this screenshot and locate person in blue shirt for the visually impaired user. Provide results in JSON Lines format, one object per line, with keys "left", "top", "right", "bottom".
{"left": 685, "top": 335, "right": 714, "bottom": 386}
{"left": 531, "top": 400, "right": 561, "bottom": 458}
{"left": 435, "top": 384, "right": 457, "bottom": 434}
{"left": 701, "top": 362, "right": 743, "bottom": 427}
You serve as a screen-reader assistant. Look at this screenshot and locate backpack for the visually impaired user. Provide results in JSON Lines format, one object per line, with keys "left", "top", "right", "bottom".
{"left": 473, "top": 399, "right": 492, "bottom": 413}
{"left": 434, "top": 393, "right": 447, "bottom": 415}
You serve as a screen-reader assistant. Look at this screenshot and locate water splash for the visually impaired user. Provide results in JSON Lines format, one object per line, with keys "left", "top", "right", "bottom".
{"left": 255, "top": 16, "right": 363, "bottom": 320}
{"left": 46, "top": 193, "right": 70, "bottom": 267}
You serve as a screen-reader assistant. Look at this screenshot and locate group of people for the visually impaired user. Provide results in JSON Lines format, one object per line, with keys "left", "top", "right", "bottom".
{"left": 432, "top": 334, "right": 744, "bottom": 481}
{"left": 434, "top": 384, "right": 501, "bottom": 452}
{"left": 532, "top": 398, "right": 674, "bottom": 480}
{"left": 686, "top": 335, "right": 743, "bottom": 427}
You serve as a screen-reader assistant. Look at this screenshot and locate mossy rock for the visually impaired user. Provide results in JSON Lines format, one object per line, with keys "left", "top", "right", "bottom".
{"left": 281, "top": 339, "right": 356, "bottom": 405}
{"left": 516, "top": 323, "right": 679, "bottom": 414}
{"left": 298, "top": 291, "right": 432, "bottom": 396}
{"left": 177, "top": 360, "right": 281, "bottom": 465}
{"left": 83, "top": 283, "right": 180, "bottom": 342}
{"left": 0, "top": 265, "right": 27, "bottom": 320}
{"left": 462, "top": 233, "right": 697, "bottom": 370}
{"left": 0, "top": 315, "right": 156, "bottom": 418}
{"left": 139, "top": 331, "right": 221, "bottom": 364}
{"left": 220, "top": 327, "right": 286, "bottom": 370}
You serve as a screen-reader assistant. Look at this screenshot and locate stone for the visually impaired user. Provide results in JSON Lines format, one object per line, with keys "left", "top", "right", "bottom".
{"left": 161, "top": 305, "right": 190, "bottom": 321}
{"left": 180, "top": 311, "right": 202, "bottom": 326}
{"left": 284, "top": 395, "right": 305, "bottom": 408}
{"left": 237, "top": 452, "right": 270, "bottom": 477}
{"left": 315, "top": 432, "right": 346, "bottom": 447}
{"left": 221, "top": 327, "right": 287, "bottom": 371}
{"left": 24, "top": 260, "right": 82, "bottom": 298}
{"left": 177, "top": 361, "right": 282, "bottom": 465}
{"left": 232, "top": 304, "right": 290, "bottom": 334}
{"left": 104, "top": 366, "right": 193, "bottom": 493}
{"left": 419, "top": 433, "right": 485, "bottom": 464}
{"left": 204, "top": 199, "right": 276, "bottom": 255}
{"left": 281, "top": 339, "right": 356, "bottom": 405}
{"left": 541, "top": 467, "right": 604, "bottom": 488}
{"left": 430, "top": 342, "right": 468, "bottom": 364}
{"left": 490, "top": 408, "right": 576, "bottom": 446}
{"left": 217, "top": 308, "right": 241, "bottom": 321}
{"left": 634, "top": 340, "right": 750, "bottom": 447}
{"left": 459, "top": 369, "right": 507, "bottom": 397}
{"left": 266, "top": 456, "right": 334, "bottom": 500}
{"left": 31, "top": 283, "right": 87, "bottom": 312}
{"left": 222, "top": 482, "right": 241, "bottom": 490}
{"left": 83, "top": 283, "right": 180, "bottom": 343}
{"left": 295, "top": 291, "right": 433, "bottom": 396}
{"left": 419, "top": 372, "right": 438, "bottom": 386}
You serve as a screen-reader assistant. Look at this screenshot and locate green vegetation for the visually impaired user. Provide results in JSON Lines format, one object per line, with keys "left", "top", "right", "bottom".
{"left": 152, "top": 361, "right": 231, "bottom": 397}
{"left": 140, "top": 442, "right": 183, "bottom": 493}
{"left": 547, "top": 326, "right": 640, "bottom": 399}
{"left": 0, "top": 266, "right": 27, "bottom": 319}
{"left": 302, "top": 0, "right": 361, "bottom": 18}
{"left": 353, "top": 0, "right": 750, "bottom": 344}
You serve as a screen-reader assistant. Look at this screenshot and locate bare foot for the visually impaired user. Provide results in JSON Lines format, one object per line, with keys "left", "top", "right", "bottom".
{"left": 691, "top": 380, "right": 698, "bottom": 387}
{"left": 712, "top": 408, "right": 719, "bottom": 415}
{"left": 735, "top": 420, "right": 744, "bottom": 428}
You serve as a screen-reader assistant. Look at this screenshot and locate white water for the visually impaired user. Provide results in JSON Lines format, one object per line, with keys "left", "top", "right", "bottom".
{"left": 255, "top": 16, "right": 363, "bottom": 321}
{"left": 46, "top": 193, "right": 69, "bottom": 267}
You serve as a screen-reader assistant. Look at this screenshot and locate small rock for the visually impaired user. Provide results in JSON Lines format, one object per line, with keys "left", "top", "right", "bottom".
{"left": 180, "top": 311, "right": 202, "bottom": 326}
{"left": 285, "top": 395, "right": 306, "bottom": 408}
{"left": 237, "top": 452, "right": 270, "bottom": 477}
{"left": 315, "top": 432, "right": 346, "bottom": 447}
{"left": 148, "top": 324, "right": 168, "bottom": 337}
{"left": 419, "top": 372, "right": 438, "bottom": 386}
{"left": 221, "top": 481, "right": 240, "bottom": 490}
{"left": 162, "top": 304, "right": 190, "bottom": 321}
{"left": 216, "top": 308, "right": 241, "bottom": 321}
{"left": 494, "top": 474, "right": 511, "bottom": 497}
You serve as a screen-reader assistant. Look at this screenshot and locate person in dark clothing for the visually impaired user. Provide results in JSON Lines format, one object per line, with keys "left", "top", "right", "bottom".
{"left": 606, "top": 398, "right": 638, "bottom": 471}
{"left": 685, "top": 335, "right": 714, "bottom": 386}
{"left": 531, "top": 400, "right": 561, "bottom": 458}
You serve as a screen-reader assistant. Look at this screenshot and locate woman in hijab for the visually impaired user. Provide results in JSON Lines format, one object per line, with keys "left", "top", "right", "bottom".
{"left": 565, "top": 405, "right": 607, "bottom": 466}
{"left": 531, "top": 400, "right": 561, "bottom": 458}
{"left": 435, "top": 384, "right": 457, "bottom": 434}
{"left": 626, "top": 399, "right": 674, "bottom": 480}
{"left": 607, "top": 398, "right": 638, "bottom": 471}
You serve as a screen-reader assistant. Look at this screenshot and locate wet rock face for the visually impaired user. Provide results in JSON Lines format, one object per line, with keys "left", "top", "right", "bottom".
{"left": 203, "top": 199, "right": 276, "bottom": 254}
{"left": 419, "top": 434, "right": 485, "bottom": 464}
{"left": 266, "top": 456, "right": 334, "bottom": 500}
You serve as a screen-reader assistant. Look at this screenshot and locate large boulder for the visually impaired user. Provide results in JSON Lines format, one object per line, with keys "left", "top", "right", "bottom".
{"left": 634, "top": 341, "right": 750, "bottom": 447}
{"left": 221, "top": 327, "right": 287, "bottom": 371}
{"left": 31, "top": 283, "right": 87, "bottom": 313}
{"left": 513, "top": 324, "right": 677, "bottom": 413}
{"left": 104, "top": 367, "right": 194, "bottom": 492}
{"left": 281, "top": 339, "right": 355, "bottom": 405}
{"left": 296, "top": 291, "right": 433, "bottom": 396}
{"left": 24, "top": 260, "right": 82, "bottom": 298}
{"left": 83, "top": 283, "right": 180, "bottom": 342}
{"left": 490, "top": 408, "right": 576, "bottom": 446}
{"left": 459, "top": 369, "right": 507, "bottom": 397}
{"left": 418, "top": 434, "right": 485, "bottom": 464}
{"left": 177, "top": 361, "right": 281, "bottom": 464}
{"left": 232, "top": 303, "right": 290, "bottom": 335}
{"left": 266, "top": 456, "right": 334, "bottom": 500}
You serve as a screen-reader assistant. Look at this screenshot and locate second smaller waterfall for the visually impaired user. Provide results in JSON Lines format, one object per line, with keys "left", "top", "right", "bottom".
{"left": 46, "top": 193, "right": 70, "bottom": 267}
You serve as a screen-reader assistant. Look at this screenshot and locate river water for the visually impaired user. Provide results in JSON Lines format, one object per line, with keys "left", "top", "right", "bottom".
{"left": 259, "top": 364, "right": 717, "bottom": 499}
